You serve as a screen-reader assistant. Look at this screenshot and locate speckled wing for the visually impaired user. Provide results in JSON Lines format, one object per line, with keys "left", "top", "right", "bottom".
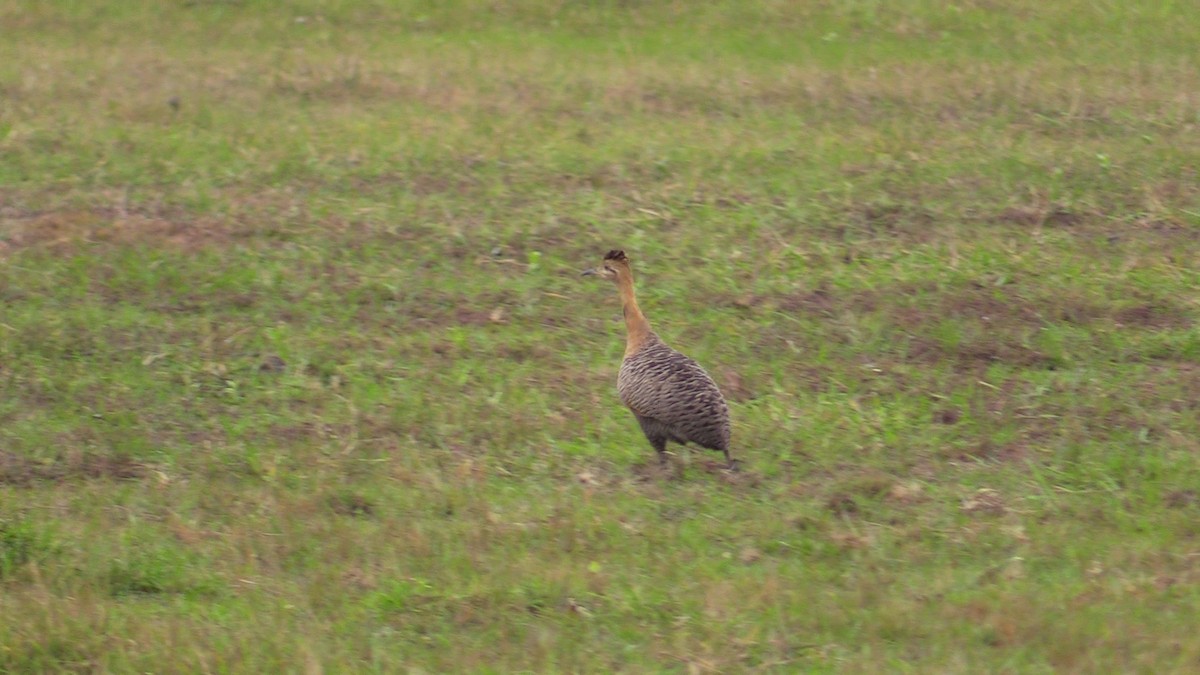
{"left": 617, "top": 340, "right": 731, "bottom": 451}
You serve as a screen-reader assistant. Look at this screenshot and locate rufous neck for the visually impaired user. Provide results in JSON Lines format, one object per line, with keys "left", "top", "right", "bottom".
{"left": 617, "top": 274, "right": 653, "bottom": 355}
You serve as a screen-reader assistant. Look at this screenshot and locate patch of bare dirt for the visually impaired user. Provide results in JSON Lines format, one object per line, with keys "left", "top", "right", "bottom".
{"left": 327, "top": 493, "right": 376, "bottom": 518}
{"left": 825, "top": 492, "right": 860, "bottom": 516}
{"left": 347, "top": 171, "right": 478, "bottom": 199}
{"left": 260, "top": 421, "right": 355, "bottom": 446}
{"left": 852, "top": 201, "right": 937, "bottom": 233}
{"left": 1113, "top": 302, "right": 1192, "bottom": 329}
{"left": 720, "top": 367, "right": 752, "bottom": 402}
{"left": 907, "top": 336, "right": 1060, "bottom": 371}
{"left": 953, "top": 439, "right": 1032, "bottom": 464}
{"left": 961, "top": 488, "right": 1007, "bottom": 515}
{"left": 371, "top": 289, "right": 521, "bottom": 331}
{"left": 777, "top": 287, "right": 840, "bottom": 315}
{"left": 454, "top": 309, "right": 496, "bottom": 327}
{"left": 735, "top": 282, "right": 1070, "bottom": 327}
{"left": 491, "top": 343, "right": 554, "bottom": 362}
{"left": 887, "top": 481, "right": 926, "bottom": 505}
{"left": 930, "top": 287, "right": 1043, "bottom": 325}
{"left": 747, "top": 282, "right": 1193, "bottom": 335}
{"left": 898, "top": 285, "right": 1114, "bottom": 331}
{"left": 726, "top": 281, "right": 926, "bottom": 318}
{"left": 1129, "top": 216, "right": 1200, "bottom": 241}
{"left": 1, "top": 208, "right": 235, "bottom": 254}
{"left": 630, "top": 458, "right": 682, "bottom": 482}
{"left": 629, "top": 453, "right": 747, "bottom": 484}
{"left": 933, "top": 407, "right": 962, "bottom": 425}
{"left": 814, "top": 469, "right": 899, "bottom": 516}
{"left": 995, "top": 203, "right": 1085, "bottom": 228}
{"left": 1164, "top": 490, "right": 1198, "bottom": 509}
{"left": 0, "top": 450, "right": 146, "bottom": 486}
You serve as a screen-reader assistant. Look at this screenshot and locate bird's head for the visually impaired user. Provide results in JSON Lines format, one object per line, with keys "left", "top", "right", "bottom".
{"left": 581, "top": 249, "right": 630, "bottom": 282}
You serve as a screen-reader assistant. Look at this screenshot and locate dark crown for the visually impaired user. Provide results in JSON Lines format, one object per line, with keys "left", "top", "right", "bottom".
{"left": 604, "top": 249, "right": 628, "bottom": 262}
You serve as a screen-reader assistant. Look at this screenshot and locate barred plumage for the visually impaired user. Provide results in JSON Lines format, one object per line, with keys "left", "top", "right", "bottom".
{"left": 619, "top": 337, "right": 732, "bottom": 454}
{"left": 583, "top": 250, "right": 736, "bottom": 468}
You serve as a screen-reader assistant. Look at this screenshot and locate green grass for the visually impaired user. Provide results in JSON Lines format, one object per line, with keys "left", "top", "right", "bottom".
{"left": 3, "top": 0, "right": 1200, "bottom": 671}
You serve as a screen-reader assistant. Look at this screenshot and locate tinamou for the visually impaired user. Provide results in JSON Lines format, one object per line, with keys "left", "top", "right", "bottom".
{"left": 583, "top": 250, "right": 737, "bottom": 469}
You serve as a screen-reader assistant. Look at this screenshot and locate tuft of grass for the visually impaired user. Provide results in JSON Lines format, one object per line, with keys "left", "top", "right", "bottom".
{"left": 0, "top": 519, "right": 59, "bottom": 580}
{"left": 104, "top": 542, "right": 221, "bottom": 599}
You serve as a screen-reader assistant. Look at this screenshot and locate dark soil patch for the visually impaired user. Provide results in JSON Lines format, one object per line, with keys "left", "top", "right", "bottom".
{"left": 371, "top": 289, "right": 518, "bottom": 330}
{"left": 951, "top": 439, "right": 1031, "bottom": 464}
{"left": 933, "top": 407, "right": 962, "bottom": 425}
{"left": 630, "top": 458, "right": 681, "bottom": 482}
{"left": 347, "top": 171, "right": 478, "bottom": 199}
{"left": 720, "top": 367, "right": 753, "bottom": 402}
{"left": 727, "top": 281, "right": 928, "bottom": 318}
{"left": 262, "top": 422, "right": 352, "bottom": 445}
{"left": 777, "top": 287, "right": 840, "bottom": 315}
{"left": 896, "top": 285, "right": 1112, "bottom": 331}
{"left": 850, "top": 201, "right": 938, "bottom": 237}
{"left": 742, "top": 283, "right": 1190, "bottom": 333}
{"left": 1128, "top": 216, "right": 1200, "bottom": 241}
{"left": 825, "top": 492, "right": 859, "bottom": 515}
{"left": 995, "top": 204, "right": 1085, "bottom": 228}
{"left": 258, "top": 354, "right": 287, "bottom": 373}
{"left": 454, "top": 309, "right": 496, "bottom": 327}
{"left": 1, "top": 208, "right": 234, "bottom": 253}
{"left": 492, "top": 343, "right": 555, "bottom": 362}
{"left": 328, "top": 493, "right": 376, "bottom": 518}
{"left": 1164, "top": 490, "right": 1198, "bottom": 509}
{"left": 1113, "top": 302, "right": 1192, "bottom": 329}
{"left": 629, "top": 451, "right": 743, "bottom": 483}
{"left": 961, "top": 488, "right": 1007, "bottom": 515}
{"left": 0, "top": 450, "right": 146, "bottom": 486}
{"left": 907, "top": 336, "right": 1060, "bottom": 371}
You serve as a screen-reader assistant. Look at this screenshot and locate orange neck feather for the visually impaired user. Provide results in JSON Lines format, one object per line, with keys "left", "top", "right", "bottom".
{"left": 616, "top": 269, "right": 653, "bottom": 355}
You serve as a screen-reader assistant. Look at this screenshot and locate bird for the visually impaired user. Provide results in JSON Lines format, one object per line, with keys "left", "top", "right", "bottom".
{"left": 582, "top": 250, "right": 737, "bottom": 470}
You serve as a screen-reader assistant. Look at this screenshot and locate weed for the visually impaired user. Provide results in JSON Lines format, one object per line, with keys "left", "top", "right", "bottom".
{"left": 0, "top": 519, "right": 58, "bottom": 580}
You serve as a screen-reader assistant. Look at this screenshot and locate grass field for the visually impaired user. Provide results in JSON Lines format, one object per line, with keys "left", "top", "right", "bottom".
{"left": 2, "top": 0, "right": 1200, "bottom": 671}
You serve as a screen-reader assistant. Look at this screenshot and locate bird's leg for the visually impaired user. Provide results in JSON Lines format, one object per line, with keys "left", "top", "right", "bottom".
{"left": 664, "top": 444, "right": 687, "bottom": 480}
{"left": 723, "top": 449, "right": 741, "bottom": 472}
{"left": 653, "top": 440, "right": 669, "bottom": 466}
{"left": 654, "top": 440, "right": 683, "bottom": 479}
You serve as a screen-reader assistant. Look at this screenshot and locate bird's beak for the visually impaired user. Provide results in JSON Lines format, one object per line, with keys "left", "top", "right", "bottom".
{"left": 580, "top": 267, "right": 597, "bottom": 277}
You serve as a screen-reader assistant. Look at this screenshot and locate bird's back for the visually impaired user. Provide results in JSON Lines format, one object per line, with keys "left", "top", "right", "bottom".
{"left": 617, "top": 336, "right": 730, "bottom": 451}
